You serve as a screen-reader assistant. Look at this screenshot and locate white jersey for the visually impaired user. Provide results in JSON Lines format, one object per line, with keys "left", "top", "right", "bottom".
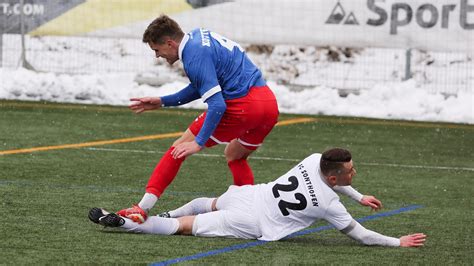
{"left": 255, "top": 154, "right": 353, "bottom": 241}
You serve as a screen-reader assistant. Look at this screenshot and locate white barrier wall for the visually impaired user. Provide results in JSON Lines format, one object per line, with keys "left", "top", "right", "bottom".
{"left": 0, "top": 0, "right": 471, "bottom": 95}
{"left": 2, "top": 0, "right": 472, "bottom": 53}
{"left": 172, "top": 0, "right": 473, "bottom": 54}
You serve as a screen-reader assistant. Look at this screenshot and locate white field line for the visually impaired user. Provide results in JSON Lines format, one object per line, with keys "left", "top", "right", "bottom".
{"left": 85, "top": 147, "right": 474, "bottom": 172}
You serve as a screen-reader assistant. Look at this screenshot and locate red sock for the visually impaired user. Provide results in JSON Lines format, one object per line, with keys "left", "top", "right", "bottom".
{"left": 228, "top": 159, "right": 254, "bottom": 186}
{"left": 145, "top": 147, "right": 185, "bottom": 197}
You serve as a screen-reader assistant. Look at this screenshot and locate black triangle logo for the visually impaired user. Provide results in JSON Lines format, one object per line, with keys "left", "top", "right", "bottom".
{"left": 325, "top": 2, "right": 346, "bottom": 24}
{"left": 344, "top": 12, "right": 359, "bottom": 25}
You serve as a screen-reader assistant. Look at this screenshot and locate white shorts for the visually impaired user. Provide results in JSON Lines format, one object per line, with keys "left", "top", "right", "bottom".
{"left": 192, "top": 185, "right": 261, "bottom": 239}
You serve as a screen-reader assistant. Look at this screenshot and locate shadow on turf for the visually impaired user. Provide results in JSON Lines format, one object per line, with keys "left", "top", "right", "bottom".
{"left": 89, "top": 228, "right": 131, "bottom": 234}
{"left": 280, "top": 236, "right": 360, "bottom": 247}
{"left": 89, "top": 226, "right": 360, "bottom": 247}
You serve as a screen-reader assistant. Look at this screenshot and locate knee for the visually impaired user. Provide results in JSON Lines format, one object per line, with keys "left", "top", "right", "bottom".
{"left": 172, "top": 129, "right": 196, "bottom": 147}
{"left": 211, "top": 198, "right": 218, "bottom": 211}
{"left": 224, "top": 148, "right": 248, "bottom": 162}
{"left": 172, "top": 136, "right": 190, "bottom": 147}
{"left": 171, "top": 138, "right": 181, "bottom": 147}
{"left": 224, "top": 151, "right": 234, "bottom": 162}
{"left": 177, "top": 216, "right": 196, "bottom": 235}
{"left": 225, "top": 142, "right": 253, "bottom": 162}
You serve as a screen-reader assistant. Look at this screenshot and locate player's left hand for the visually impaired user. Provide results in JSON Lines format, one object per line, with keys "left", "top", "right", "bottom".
{"left": 171, "top": 141, "right": 203, "bottom": 159}
{"left": 359, "top": 195, "right": 382, "bottom": 211}
{"left": 400, "top": 233, "right": 426, "bottom": 247}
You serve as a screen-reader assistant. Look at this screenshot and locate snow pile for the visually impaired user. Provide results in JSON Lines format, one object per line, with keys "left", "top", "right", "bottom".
{"left": 272, "top": 81, "right": 472, "bottom": 123}
{"left": 1, "top": 68, "right": 472, "bottom": 124}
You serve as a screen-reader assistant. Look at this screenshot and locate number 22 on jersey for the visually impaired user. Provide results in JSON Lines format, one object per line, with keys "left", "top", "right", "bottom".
{"left": 272, "top": 175, "right": 308, "bottom": 216}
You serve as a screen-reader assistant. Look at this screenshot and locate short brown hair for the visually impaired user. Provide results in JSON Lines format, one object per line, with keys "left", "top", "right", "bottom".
{"left": 320, "top": 148, "right": 352, "bottom": 177}
{"left": 142, "top": 14, "right": 185, "bottom": 44}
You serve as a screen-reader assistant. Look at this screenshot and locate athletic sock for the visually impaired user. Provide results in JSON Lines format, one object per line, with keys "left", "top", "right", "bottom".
{"left": 138, "top": 193, "right": 158, "bottom": 212}
{"left": 228, "top": 158, "right": 254, "bottom": 186}
{"left": 145, "top": 146, "right": 186, "bottom": 198}
{"left": 122, "top": 216, "right": 179, "bottom": 235}
{"left": 168, "top": 197, "right": 215, "bottom": 218}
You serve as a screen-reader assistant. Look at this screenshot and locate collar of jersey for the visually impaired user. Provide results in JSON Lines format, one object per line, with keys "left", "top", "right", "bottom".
{"left": 178, "top": 33, "right": 191, "bottom": 61}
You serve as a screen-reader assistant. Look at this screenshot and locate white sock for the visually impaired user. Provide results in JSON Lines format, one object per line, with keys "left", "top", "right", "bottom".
{"left": 138, "top": 193, "right": 158, "bottom": 212}
{"left": 121, "top": 216, "right": 179, "bottom": 235}
{"left": 168, "top": 197, "right": 215, "bottom": 218}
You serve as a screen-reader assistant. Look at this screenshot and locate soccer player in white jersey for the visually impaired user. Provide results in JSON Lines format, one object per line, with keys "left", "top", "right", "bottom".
{"left": 90, "top": 148, "right": 426, "bottom": 247}
{"left": 117, "top": 15, "right": 279, "bottom": 223}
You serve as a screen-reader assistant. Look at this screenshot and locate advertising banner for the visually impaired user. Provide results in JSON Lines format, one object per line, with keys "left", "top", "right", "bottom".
{"left": 0, "top": 0, "right": 84, "bottom": 33}
{"left": 0, "top": 0, "right": 472, "bottom": 53}
{"left": 172, "top": 0, "right": 474, "bottom": 53}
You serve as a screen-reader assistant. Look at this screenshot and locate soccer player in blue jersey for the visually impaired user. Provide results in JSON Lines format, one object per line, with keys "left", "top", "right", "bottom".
{"left": 118, "top": 15, "right": 279, "bottom": 223}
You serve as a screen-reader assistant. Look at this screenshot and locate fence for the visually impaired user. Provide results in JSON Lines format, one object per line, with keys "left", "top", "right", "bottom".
{"left": 1, "top": 0, "right": 473, "bottom": 95}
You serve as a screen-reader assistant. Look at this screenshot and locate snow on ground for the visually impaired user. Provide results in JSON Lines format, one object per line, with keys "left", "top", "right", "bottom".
{"left": 1, "top": 67, "right": 472, "bottom": 124}
{"left": 0, "top": 35, "right": 473, "bottom": 124}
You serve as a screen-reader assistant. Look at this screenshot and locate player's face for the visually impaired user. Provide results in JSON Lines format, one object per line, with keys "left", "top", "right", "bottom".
{"left": 336, "top": 160, "right": 356, "bottom": 186}
{"left": 149, "top": 40, "right": 179, "bottom": 65}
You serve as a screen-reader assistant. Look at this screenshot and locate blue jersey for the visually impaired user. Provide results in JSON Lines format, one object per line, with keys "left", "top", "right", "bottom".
{"left": 179, "top": 28, "right": 265, "bottom": 101}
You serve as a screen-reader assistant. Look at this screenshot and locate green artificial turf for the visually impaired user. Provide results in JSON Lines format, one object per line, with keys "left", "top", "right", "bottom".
{"left": 0, "top": 100, "right": 472, "bottom": 265}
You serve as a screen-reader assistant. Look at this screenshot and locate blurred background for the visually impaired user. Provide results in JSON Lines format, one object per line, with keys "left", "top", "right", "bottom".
{"left": 1, "top": 0, "right": 473, "bottom": 121}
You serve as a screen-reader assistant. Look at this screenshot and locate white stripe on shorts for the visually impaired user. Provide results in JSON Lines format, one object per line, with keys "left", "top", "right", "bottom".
{"left": 238, "top": 138, "right": 262, "bottom": 147}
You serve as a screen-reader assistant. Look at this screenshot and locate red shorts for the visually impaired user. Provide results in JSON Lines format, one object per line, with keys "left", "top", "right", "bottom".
{"left": 189, "top": 85, "right": 279, "bottom": 150}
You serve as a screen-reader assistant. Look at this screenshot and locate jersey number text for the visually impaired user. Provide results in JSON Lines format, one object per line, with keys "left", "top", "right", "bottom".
{"left": 272, "top": 175, "right": 308, "bottom": 216}
{"left": 211, "top": 32, "right": 244, "bottom": 52}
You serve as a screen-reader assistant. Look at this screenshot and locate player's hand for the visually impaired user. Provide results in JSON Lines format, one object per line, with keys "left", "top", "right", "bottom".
{"left": 129, "top": 97, "right": 162, "bottom": 114}
{"left": 171, "top": 141, "right": 203, "bottom": 159}
{"left": 359, "top": 195, "right": 382, "bottom": 211}
{"left": 400, "top": 233, "right": 426, "bottom": 247}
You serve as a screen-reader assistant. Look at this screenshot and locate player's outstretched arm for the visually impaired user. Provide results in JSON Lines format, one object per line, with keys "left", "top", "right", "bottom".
{"left": 342, "top": 220, "right": 426, "bottom": 247}
{"left": 400, "top": 233, "right": 427, "bottom": 247}
{"left": 129, "top": 97, "right": 162, "bottom": 113}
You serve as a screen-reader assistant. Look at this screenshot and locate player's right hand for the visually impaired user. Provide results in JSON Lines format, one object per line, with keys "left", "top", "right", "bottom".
{"left": 129, "top": 97, "right": 162, "bottom": 113}
{"left": 399, "top": 233, "right": 426, "bottom": 247}
{"left": 360, "top": 195, "right": 382, "bottom": 211}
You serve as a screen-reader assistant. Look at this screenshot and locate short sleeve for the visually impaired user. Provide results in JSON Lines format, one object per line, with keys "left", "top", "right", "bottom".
{"left": 185, "top": 50, "right": 221, "bottom": 102}
{"left": 324, "top": 199, "right": 353, "bottom": 231}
